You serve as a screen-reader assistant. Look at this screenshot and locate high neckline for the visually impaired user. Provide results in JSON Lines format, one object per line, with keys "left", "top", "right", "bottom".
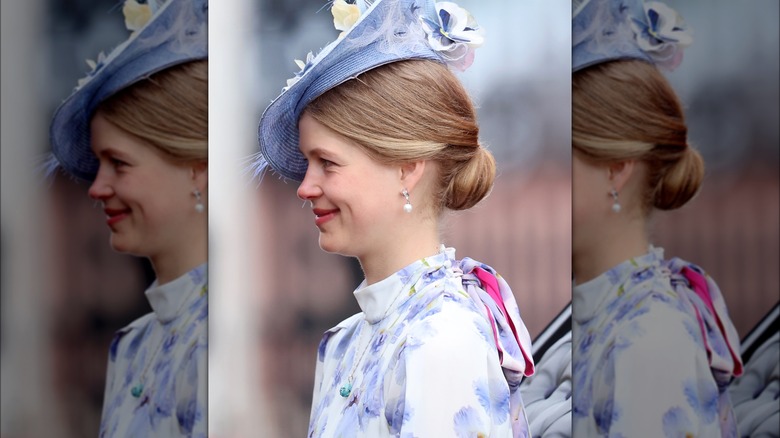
{"left": 145, "top": 263, "right": 207, "bottom": 323}
{"left": 354, "top": 248, "right": 455, "bottom": 324}
{"left": 572, "top": 246, "right": 664, "bottom": 324}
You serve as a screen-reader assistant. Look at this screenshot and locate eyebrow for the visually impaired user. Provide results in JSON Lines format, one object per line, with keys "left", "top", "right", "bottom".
{"left": 92, "top": 145, "right": 130, "bottom": 159}
{"left": 301, "top": 146, "right": 338, "bottom": 160}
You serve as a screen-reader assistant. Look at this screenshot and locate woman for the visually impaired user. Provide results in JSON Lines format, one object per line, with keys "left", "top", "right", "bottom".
{"left": 255, "top": 0, "right": 534, "bottom": 436}
{"left": 48, "top": 0, "right": 208, "bottom": 435}
{"left": 571, "top": 0, "right": 743, "bottom": 435}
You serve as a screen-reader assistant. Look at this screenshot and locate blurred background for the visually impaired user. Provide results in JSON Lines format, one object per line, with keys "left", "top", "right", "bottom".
{"left": 240, "top": 0, "right": 572, "bottom": 436}
{"left": 2, "top": 1, "right": 156, "bottom": 436}
{"left": 654, "top": 0, "right": 779, "bottom": 338}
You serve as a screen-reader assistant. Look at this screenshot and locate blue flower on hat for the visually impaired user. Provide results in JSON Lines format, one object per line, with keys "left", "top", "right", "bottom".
{"left": 419, "top": 1, "right": 485, "bottom": 71}
{"left": 630, "top": 1, "right": 692, "bottom": 70}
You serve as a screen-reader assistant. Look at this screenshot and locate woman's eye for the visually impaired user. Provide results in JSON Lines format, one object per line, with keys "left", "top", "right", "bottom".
{"left": 111, "top": 157, "right": 128, "bottom": 167}
{"left": 321, "top": 159, "right": 335, "bottom": 168}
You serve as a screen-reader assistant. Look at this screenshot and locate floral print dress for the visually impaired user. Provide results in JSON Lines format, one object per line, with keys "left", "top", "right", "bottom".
{"left": 309, "top": 248, "right": 535, "bottom": 437}
{"left": 99, "top": 264, "right": 208, "bottom": 438}
{"left": 572, "top": 247, "right": 743, "bottom": 437}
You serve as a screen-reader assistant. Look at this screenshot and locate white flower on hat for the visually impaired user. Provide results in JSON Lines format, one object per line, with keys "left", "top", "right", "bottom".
{"left": 419, "top": 1, "right": 485, "bottom": 71}
{"left": 284, "top": 51, "right": 315, "bottom": 92}
{"left": 76, "top": 51, "right": 107, "bottom": 89}
{"left": 332, "top": 0, "right": 361, "bottom": 38}
{"left": 630, "top": 1, "right": 692, "bottom": 70}
{"left": 123, "top": 0, "right": 153, "bottom": 32}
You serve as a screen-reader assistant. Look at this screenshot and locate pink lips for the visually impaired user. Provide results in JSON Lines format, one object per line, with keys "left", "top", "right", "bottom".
{"left": 104, "top": 208, "right": 130, "bottom": 227}
{"left": 313, "top": 208, "right": 338, "bottom": 227}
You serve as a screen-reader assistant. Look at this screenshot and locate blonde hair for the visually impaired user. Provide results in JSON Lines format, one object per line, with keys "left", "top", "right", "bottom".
{"left": 305, "top": 59, "right": 494, "bottom": 212}
{"left": 573, "top": 60, "right": 704, "bottom": 211}
{"left": 97, "top": 60, "right": 207, "bottom": 162}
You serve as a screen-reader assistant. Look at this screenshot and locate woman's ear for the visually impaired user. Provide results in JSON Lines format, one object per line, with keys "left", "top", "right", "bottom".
{"left": 191, "top": 161, "right": 208, "bottom": 191}
{"left": 607, "top": 159, "right": 636, "bottom": 192}
{"left": 399, "top": 160, "right": 426, "bottom": 192}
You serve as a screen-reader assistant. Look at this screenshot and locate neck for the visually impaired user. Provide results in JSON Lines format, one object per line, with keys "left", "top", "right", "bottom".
{"left": 150, "top": 236, "right": 207, "bottom": 285}
{"left": 359, "top": 222, "right": 441, "bottom": 285}
{"left": 574, "top": 214, "right": 649, "bottom": 285}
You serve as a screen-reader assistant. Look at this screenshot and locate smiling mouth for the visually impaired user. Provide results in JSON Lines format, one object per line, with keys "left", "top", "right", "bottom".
{"left": 104, "top": 208, "right": 130, "bottom": 227}
{"left": 313, "top": 208, "right": 338, "bottom": 227}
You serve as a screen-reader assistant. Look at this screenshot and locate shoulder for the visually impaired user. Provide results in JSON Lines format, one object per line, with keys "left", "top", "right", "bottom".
{"left": 402, "top": 286, "right": 495, "bottom": 360}
{"left": 107, "top": 312, "right": 156, "bottom": 363}
{"left": 612, "top": 267, "right": 699, "bottom": 332}
{"left": 316, "top": 312, "right": 363, "bottom": 363}
{"left": 598, "top": 295, "right": 708, "bottom": 379}
{"left": 584, "top": 270, "right": 708, "bottom": 367}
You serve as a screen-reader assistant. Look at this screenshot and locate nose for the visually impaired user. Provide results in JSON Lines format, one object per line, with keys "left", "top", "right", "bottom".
{"left": 87, "top": 165, "right": 114, "bottom": 201}
{"left": 296, "top": 166, "right": 322, "bottom": 201}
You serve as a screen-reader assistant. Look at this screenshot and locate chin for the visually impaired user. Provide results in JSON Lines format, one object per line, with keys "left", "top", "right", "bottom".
{"left": 317, "top": 235, "right": 353, "bottom": 257}
{"left": 317, "top": 237, "right": 339, "bottom": 254}
{"left": 109, "top": 234, "right": 142, "bottom": 256}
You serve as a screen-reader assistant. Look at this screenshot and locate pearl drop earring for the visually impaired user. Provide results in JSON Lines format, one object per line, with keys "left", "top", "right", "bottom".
{"left": 610, "top": 189, "right": 621, "bottom": 213}
{"left": 402, "top": 188, "right": 412, "bottom": 213}
{"left": 193, "top": 189, "right": 205, "bottom": 213}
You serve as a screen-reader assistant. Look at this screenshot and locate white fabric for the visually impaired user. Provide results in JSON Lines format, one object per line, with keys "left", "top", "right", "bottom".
{"left": 99, "top": 264, "right": 207, "bottom": 438}
{"left": 309, "top": 249, "right": 532, "bottom": 437}
{"left": 572, "top": 248, "right": 740, "bottom": 437}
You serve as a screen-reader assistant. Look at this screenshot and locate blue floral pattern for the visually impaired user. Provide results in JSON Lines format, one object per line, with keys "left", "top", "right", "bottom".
{"left": 99, "top": 264, "right": 207, "bottom": 437}
{"left": 572, "top": 247, "right": 742, "bottom": 436}
{"left": 308, "top": 249, "right": 533, "bottom": 437}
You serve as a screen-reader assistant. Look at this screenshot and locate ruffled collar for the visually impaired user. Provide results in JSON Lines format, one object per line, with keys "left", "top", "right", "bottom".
{"left": 351, "top": 248, "right": 534, "bottom": 436}
{"left": 145, "top": 263, "right": 207, "bottom": 323}
{"left": 573, "top": 246, "right": 664, "bottom": 325}
{"left": 354, "top": 248, "right": 455, "bottom": 324}
{"left": 572, "top": 246, "right": 743, "bottom": 380}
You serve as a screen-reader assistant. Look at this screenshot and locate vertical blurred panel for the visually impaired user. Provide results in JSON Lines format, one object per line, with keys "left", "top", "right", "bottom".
{"left": 2, "top": 1, "right": 157, "bottom": 436}
{"left": 248, "top": 0, "right": 572, "bottom": 434}
{"left": 0, "top": 0, "right": 61, "bottom": 435}
{"left": 209, "top": 0, "right": 277, "bottom": 435}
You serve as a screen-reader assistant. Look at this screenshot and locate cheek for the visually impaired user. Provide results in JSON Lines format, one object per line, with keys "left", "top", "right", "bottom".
{"left": 341, "top": 183, "right": 396, "bottom": 228}
{"left": 136, "top": 174, "right": 193, "bottom": 218}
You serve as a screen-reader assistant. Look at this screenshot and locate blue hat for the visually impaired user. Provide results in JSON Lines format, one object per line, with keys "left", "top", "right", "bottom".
{"left": 49, "top": 0, "right": 208, "bottom": 181}
{"left": 255, "top": 0, "right": 485, "bottom": 182}
{"left": 572, "top": 0, "right": 692, "bottom": 73}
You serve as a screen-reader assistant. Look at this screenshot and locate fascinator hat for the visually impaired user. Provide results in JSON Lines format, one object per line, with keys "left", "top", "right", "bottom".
{"left": 572, "top": 0, "right": 692, "bottom": 72}
{"left": 48, "top": 0, "right": 208, "bottom": 181}
{"left": 255, "top": 0, "right": 485, "bottom": 182}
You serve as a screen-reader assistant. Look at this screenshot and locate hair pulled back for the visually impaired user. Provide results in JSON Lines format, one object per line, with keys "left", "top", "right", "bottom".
{"left": 573, "top": 60, "right": 704, "bottom": 211}
{"left": 97, "top": 60, "right": 208, "bottom": 162}
{"left": 305, "top": 59, "right": 494, "bottom": 212}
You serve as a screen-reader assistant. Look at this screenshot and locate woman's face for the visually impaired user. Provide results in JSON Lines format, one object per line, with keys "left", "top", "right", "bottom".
{"left": 296, "top": 112, "right": 404, "bottom": 258}
{"left": 88, "top": 112, "right": 202, "bottom": 259}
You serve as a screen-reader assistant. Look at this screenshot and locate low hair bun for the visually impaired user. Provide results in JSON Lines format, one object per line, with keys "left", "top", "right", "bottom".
{"left": 652, "top": 145, "right": 704, "bottom": 210}
{"left": 444, "top": 146, "right": 496, "bottom": 211}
